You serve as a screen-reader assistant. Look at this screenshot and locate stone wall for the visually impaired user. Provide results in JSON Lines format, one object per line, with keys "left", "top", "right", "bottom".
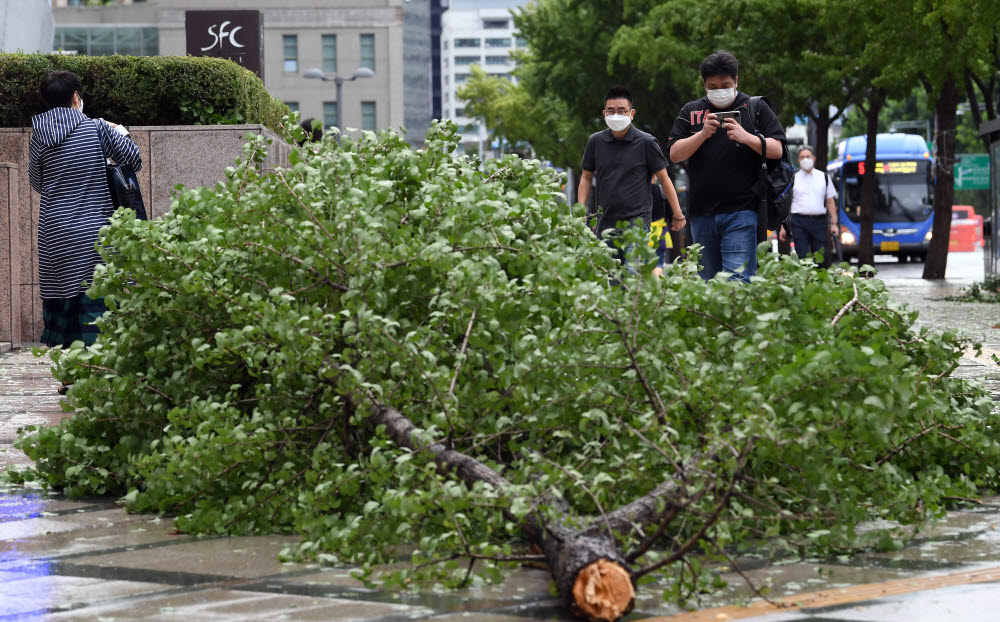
{"left": 0, "top": 162, "right": 20, "bottom": 349}
{"left": 0, "top": 124, "right": 290, "bottom": 346}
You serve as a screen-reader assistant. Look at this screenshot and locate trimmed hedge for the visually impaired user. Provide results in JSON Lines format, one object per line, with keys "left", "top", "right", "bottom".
{"left": 0, "top": 53, "right": 289, "bottom": 131}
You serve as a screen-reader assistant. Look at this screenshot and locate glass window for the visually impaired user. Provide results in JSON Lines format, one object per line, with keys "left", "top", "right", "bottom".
{"left": 454, "top": 38, "right": 480, "bottom": 48}
{"left": 283, "top": 35, "right": 298, "bottom": 73}
{"left": 454, "top": 56, "right": 479, "bottom": 66}
{"left": 141, "top": 27, "right": 159, "bottom": 56}
{"left": 454, "top": 107, "right": 464, "bottom": 117}
{"left": 463, "top": 123, "right": 480, "bottom": 133}
{"left": 58, "top": 27, "right": 88, "bottom": 55}
{"left": 485, "top": 38, "right": 511, "bottom": 48}
{"left": 89, "top": 27, "right": 115, "bottom": 56}
{"left": 362, "top": 101, "right": 376, "bottom": 131}
{"left": 485, "top": 55, "right": 508, "bottom": 65}
{"left": 322, "top": 34, "right": 337, "bottom": 73}
{"left": 116, "top": 28, "right": 141, "bottom": 55}
{"left": 360, "top": 33, "right": 375, "bottom": 70}
{"left": 285, "top": 102, "right": 299, "bottom": 113}
{"left": 483, "top": 19, "right": 509, "bottom": 29}
{"left": 455, "top": 73, "right": 470, "bottom": 84}
{"left": 323, "top": 101, "right": 338, "bottom": 128}
{"left": 515, "top": 37, "right": 527, "bottom": 48}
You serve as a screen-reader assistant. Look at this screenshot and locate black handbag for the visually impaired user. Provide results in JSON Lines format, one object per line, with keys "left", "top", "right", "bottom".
{"left": 93, "top": 119, "right": 146, "bottom": 220}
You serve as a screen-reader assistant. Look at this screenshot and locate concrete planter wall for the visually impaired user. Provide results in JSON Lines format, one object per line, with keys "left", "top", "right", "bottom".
{"left": 0, "top": 124, "right": 290, "bottom": 347}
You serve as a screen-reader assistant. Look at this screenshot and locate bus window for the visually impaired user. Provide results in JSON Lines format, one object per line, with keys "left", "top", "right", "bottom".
{"left": 840, "top": 160, "right": 932, "bottom": 223}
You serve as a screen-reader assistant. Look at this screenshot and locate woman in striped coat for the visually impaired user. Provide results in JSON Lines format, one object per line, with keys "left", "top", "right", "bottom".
{"left": 28, "top": 70, "right": 142, "bottom": 349}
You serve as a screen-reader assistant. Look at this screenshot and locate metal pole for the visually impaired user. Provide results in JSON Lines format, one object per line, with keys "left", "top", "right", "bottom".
{"left": 335, "top": 77, "right": 343, "bottom": 134}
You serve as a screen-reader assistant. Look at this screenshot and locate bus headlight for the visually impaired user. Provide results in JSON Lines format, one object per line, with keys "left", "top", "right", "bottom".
{"left": 925, "top": 230, "right": 933, "bottom": 241}
{"left": 841, "top": 229, "right": 856, "bottom": 245}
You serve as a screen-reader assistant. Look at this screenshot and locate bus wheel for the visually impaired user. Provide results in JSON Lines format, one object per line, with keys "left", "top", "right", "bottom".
{"left": 898, "top": 254, "right": 909, "bottom": 263}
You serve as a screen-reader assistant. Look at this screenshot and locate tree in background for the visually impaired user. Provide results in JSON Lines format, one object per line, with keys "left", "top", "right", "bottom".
{"left": 900, "top": 0, "right": 1000, "bottom": 279}
{"left": 457, "top": 65, "right": 587, "bottom": 172}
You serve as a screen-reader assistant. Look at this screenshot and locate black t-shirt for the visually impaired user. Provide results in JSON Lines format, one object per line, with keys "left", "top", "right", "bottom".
{"left": 667, "top": 92, "right": 785, "bottom": 217}
{"left": 581, "top": 125, "right": 668, "bottom": 234}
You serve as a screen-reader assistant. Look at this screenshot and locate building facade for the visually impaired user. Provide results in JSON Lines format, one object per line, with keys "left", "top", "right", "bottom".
{"left": 50, "top": 0, "right": 433, "bottom": 142}
{"left": 439, "top": 0, "right": 526, "bottom": 155}
{"left": 1, "top": 0, "right": 53, "bottom": 54}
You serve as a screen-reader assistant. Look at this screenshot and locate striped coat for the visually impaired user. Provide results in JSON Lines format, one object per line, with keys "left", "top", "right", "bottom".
{"left": 28, "top": 107, "right": 142, "bottom": 300}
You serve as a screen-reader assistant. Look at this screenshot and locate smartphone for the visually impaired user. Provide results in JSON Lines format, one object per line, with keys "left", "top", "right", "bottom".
{"left": 714, "top": 110, "right": 740, "bottom": 124}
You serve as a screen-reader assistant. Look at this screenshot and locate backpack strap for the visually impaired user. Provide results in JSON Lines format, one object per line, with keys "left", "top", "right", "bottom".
{"left": 92, "top": 119, "right": 109, "bottom": 163}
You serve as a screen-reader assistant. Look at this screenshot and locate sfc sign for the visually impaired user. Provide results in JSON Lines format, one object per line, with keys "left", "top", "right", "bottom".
{"left": 185, "top": 10, "right": 263, "bottom": 79}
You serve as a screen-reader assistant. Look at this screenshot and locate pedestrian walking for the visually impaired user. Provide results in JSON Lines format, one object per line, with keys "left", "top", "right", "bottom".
{"left": 28, "top": 70, "right": 142, "bottom": 352}
{"left": 577, "top": 85, "right": 684, "bottom": 268}
{"left": 779, "top": 145, "right": 838, "bottom": 262}
{"left": 667, "top": 51, "right": 787, "bottom": 281}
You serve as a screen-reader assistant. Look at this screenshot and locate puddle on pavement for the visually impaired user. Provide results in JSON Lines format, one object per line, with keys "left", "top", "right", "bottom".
{"left": 2, "top": 483, "right": 1000, "bottom": 621}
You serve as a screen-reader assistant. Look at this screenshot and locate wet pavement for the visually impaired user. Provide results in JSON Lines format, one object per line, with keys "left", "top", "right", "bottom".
{"left": 2, "top": 251, "right": 999, "bottom": 621}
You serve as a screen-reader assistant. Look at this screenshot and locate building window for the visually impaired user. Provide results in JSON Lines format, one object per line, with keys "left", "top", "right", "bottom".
{"left": 463, "top": 123, "right": 480, "bottom": 133}
{"left": 454, "top": 56, "right": 479, "bottom": 66}
{"left": 283, "top": 35, "right": 298, "bottom": 73}
{"left": 485, "top": 55, "right": 508, "bottom": 65}
{"left": 485, "top": 38, "right": 511, "bottom": 48}
{"left": 455, "top": 73, "right": 470, "bottom": 84}
{"left": 285, "top": 102, "right": 299, "bottom": 113}
{"left": 53, "top": 26, "right": 159, "bottom": 56}
{"left": 322, "top": 34, "right": 337, "bottom": 73}
{"left": 361, "top": 101, "right": 376, "bottom": 131}
{"left": 323, "top": 102, "right": 338, "bottom": 128}
{"left": 454, "top": 38, "right": 480, "bottom": 48}
{"left": 360, "top": 33, "right": 375, "bottom": 70}
{"left": 483, "top": 19, "right": 509, "bottom": 29}
{"left": 454, "top": 107, "right": 464, "bottom": 117}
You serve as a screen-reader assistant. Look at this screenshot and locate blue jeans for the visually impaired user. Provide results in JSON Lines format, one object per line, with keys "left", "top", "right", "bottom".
{"left": 690, "top": 210, "right": 758, "bottom": 282}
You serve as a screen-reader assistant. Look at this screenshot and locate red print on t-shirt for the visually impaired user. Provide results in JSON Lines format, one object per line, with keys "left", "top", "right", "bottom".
{"left": 690, "top": 109, "right": 710, "bottom": 125}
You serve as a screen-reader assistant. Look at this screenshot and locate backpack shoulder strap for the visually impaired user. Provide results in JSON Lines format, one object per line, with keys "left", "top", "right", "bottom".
{"left": 748, "top": 96, "right": 766, "bottom": 135}
{"left": 92, "top": 119, "right": 109, "bottom": 162}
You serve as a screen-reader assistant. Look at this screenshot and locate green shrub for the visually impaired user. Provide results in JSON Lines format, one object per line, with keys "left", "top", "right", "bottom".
{"left": 0, "top": 53, "right": 288, "bottom": 131}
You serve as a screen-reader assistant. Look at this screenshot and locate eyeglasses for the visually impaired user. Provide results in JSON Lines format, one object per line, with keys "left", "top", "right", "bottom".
{"left": 604, "top": 108, "right": 632, "bottom": 116}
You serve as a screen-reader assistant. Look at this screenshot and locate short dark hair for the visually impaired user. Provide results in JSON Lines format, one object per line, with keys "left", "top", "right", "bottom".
{"left": 700, "top": 51, "right": 739, "bottom": 81}
{"left": 299, "top": 117, "right": 323, "bottom": 144}
{"left": 39, "top": 70, "right": 82, "bottom": 110}
{"left": 604, "top": 85, "right": 633, "bottom": 109}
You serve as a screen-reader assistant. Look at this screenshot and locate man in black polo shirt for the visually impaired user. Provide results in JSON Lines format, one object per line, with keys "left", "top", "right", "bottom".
{"left": 577, "top": 85, "right": 685, "bottom": 268}
{"left": 668, "top": 51, "right": 786, "bottom": 282}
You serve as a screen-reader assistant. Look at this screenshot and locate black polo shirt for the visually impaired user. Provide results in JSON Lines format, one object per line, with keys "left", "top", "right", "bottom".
{"left": 667, "top": 92, "right": 785, "bottom": 217}
{"left": 581, "top": 125, "right": 668, "bottom": 235}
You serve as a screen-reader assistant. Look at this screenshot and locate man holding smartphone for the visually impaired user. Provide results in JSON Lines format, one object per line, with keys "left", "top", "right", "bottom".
{"left": 667, "top": 51, "right": 786, "bottom": 281}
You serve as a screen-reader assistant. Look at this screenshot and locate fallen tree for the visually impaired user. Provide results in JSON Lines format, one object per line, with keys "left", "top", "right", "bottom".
{"left": 9, "top": 120, "right": 1000, "bottom": 619}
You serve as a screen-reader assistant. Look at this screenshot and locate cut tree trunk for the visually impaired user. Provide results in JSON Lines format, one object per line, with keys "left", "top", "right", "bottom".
{"left": 370, "top": 401, "right": 696, "bottom": 621}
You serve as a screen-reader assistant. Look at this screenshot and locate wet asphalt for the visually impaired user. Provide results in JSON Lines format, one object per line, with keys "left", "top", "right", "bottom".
{"left": 1, "top": 250, "right": 998, "bottom": 621}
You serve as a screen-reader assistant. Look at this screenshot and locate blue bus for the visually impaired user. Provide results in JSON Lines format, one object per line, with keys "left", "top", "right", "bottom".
{"left": 827, "top": 133, "right": 934, "bottom": 262}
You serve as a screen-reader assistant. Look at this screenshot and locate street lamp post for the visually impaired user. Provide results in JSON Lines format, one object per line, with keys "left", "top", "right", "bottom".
{"left": 303, "top": 66, "right": 375, "bottom": 133}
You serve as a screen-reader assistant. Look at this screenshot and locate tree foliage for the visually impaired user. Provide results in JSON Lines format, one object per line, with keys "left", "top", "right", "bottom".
{"left": 7, "top": 123, "right": 1000, "bottom": 608}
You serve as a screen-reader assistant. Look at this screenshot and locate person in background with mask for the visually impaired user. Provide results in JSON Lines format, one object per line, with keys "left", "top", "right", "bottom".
{"left": 28, "top": 70, "right": 141, "bottom": 365}
{"left": 577, "top": 85, "right": 685, "bottom": 268}
{"left": 779, "top": 145, "right": 838, "bottom": 262}
{"left": 667, "top": 51, "right": 786, "bottom": 281}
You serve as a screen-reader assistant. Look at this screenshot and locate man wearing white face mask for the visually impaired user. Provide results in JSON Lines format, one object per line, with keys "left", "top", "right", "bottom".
{"left": 578, "top": 86, "right": 685, "bottom": 269}
{"left": 779, "top": 146, "right": 839, "bottom": 262}
{"left": 667, "top": 51, "right": 786, "bottom": 282}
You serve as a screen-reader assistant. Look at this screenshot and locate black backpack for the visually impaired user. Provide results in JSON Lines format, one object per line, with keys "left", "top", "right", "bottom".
{"left": 747, "top": 96, "right": 794, "bottom": 239}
